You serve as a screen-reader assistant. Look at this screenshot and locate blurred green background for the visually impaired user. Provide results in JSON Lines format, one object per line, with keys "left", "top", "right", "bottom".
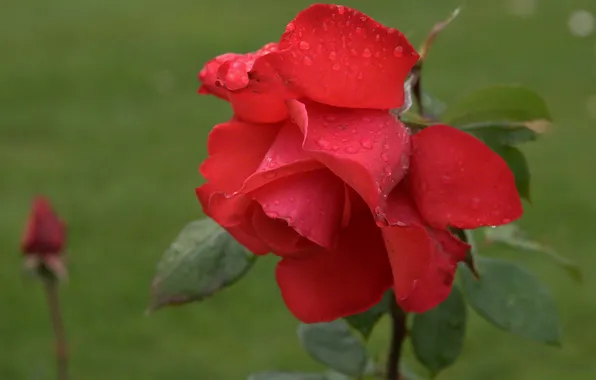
{"left": 1, "top": 0, "right": 595, "bottom": 379}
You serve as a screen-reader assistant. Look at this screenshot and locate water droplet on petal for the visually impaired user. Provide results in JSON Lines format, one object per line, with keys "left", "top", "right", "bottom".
{"left": 356, "top": 72, "right": 363, "bottom": 80}
{"left": 360, "top": 138, "right": 373, "bottom": 149}
{"left": 332, "top": 63, "right": 341, "bottom": 71}
{"left": 303, "top": 56, "right": 313, "bottom": 66}
{"left": 337, "top": 5, "right": 346, "bottom": 14}
{"left": 328, "top": 51, "right": 337, "bottom": 60}
{"left": 299, "top": 41, "right": 310, "bottom": 51}
{"left": 350, "top": 48, "right": 358, "bottom": 56}
{"left": 393, "top": 46, "right": 404, "bottom": 57}
{"left": 375, "top": 34, "right": 381, "bottom": 42}
{"left": 344, "top": 146, "right": 359, "bottom": 154}
{"left": 381, "top": 153, "right": 389, "bottom": 162}
{"left": 285, "top": 22, "right": 295, "bottom": 33}
{"left": 355, "top": 27, "right": 362, "bottom": 34}
{"left": 317, "top": 139, "right": 331, "bottom": 149}
{"left": 362, "top": 48, "right": 372, "bottom": 58}
{"left": 322, "top": 22, "right": 329, "bottom": 32}
{"left": 273, "top": 200, "right": 280, "bottom": 206}
{"left": 384, "top": 166, "right": 392, "bottom": 175}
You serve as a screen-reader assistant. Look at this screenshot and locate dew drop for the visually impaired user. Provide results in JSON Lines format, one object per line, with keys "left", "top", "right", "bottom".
{"left": 393, "top": 46, "right": 404, "bottom": 57}
{"left": 344, "top": 146, "right": 359, "bottom": 154}
{"left": 502, "top": 218, "right": 512, "bottom": 224}
{"left": 263, "top": 171, "right": 277, "bottom": 179}
{"left": 299, "top": 41, "right": 310, "bottom": 51}
{"left": 350, "top": 48, "right": 358, "bottom": 56}
{"left": 375, "top": 34, "right": 381, "bottom": 42}
{"left": 360, "top": 138, "right": 373, "bottom": 149}
{"left": 323, "top": 22, "right": 329, "bottom": 32}
{"left": 355, "top": 27, "right": 362, "bottom": 34}
{"left": 273, "top": 200, "right": 280, "bottom": 206}
{"left": 337, "top": 5, "right": 346, "bottom": 14}
{"left": 285, "top": 22, "right": 295, "bottom": 33}
{"left": 328, "top": 51, "right": 337, "bottom": 60}
{"left": 332, "top": 63, "right": 341, "bottom": 71}
{"left": 381, "top": 152, "right": 389, "bottom": 162}
{"left": 362, "top": 48, "right": 372, "bottom": 58}
{"left": 303, "top": 56, "right": 313, "bottom": 66}
{"left": 317, "top": 139, "right": 331, "bottom": 149}
{"left": 356, "top": 71, "right": 363, "bottom": 80}
{"left": 384, "top": 166, "right": 392, "bottom": 175}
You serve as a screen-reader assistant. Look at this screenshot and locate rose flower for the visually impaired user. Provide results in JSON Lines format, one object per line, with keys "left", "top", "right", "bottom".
{"left": 196, "top": 4, "right": 522, "bottom": 323}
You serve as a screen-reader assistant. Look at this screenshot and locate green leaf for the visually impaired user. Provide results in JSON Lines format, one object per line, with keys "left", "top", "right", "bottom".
{"left": 462, "top": 122, "right": 540, "bottom": 146}
{"left": 149, "top": 218, "right": 256, "bottom": 311}
{"left": 345, "top": 291, "right": 392, "bottom": 340}
{"left": 461, "top": 257, "right": 561, "bottom": 345}
{"left": 297, "top": 320, "right": 368, "bottom": 377}
{"left": 484, "top": 224, "right": 582, "bottom": 283}
{"left": 444, "top": 84, "right": 552, "bottom": 127}
{"left": 491, "top": 145, "right": 531, "bottom": 201}
{"left": 247, "top": 372, "right": 327, "bottom": 380}
{"left": 401, "top": 361, "right": 430, "bottom": 380}
{"left": 411, "top": 287, "right": 467, "bottom": 376}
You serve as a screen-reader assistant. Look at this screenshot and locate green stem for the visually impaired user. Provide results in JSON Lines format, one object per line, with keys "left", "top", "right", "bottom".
{"left": 386, "top": 298, "right": 407, "bottom": 380}
{"left": 43, "top": 276, "right": 69, "bottom": 380}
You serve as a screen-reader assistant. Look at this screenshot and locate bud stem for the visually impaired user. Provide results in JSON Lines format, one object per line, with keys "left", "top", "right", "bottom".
{"left": 43, "top": 275, "right": 69, "bottom": 380}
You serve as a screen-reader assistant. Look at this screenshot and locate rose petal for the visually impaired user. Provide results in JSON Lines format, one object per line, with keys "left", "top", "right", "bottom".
{"left": 196, "top": 184, "right": 270, "bottom": 255}
{"left": 409, "top": 125, "right": 523, "bottom": 229}
{"left": 251, "top": 206, "right": 314, "bottom": 256}
{"left": 200, "top": 120, "right": 281, "bottom": 194}
{"left": 267, "top": 4, "right": 419, "bottom": 109}
{"left": 198, "top": 43, "right": 290, "bottom": 123}
{"left": 250, "top": 169, "right": 345, "bottom": 248}
{"left": 21, "top": 197, "right": 65, "bottom": 255}
{"left": 239, "top": 121, "right": 324, "bottom": 194}
{"left": 276, "top": 200, "right": 393, "bottom": 323}
{"left": 382, "top": 187, "right": 469, "bottom": 312}
{"left": 289, "top": 100, "right": 411, "bottom": 221}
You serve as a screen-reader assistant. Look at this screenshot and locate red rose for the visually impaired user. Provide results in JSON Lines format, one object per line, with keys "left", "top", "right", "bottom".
{"left": 21, "top": 196, "right": 66, "bottom": 257}
{"left": 196, "top": 4, "right": 522, "bottom": 323}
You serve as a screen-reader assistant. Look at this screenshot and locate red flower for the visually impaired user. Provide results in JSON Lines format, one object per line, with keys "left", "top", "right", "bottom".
{"left": 196, "top": 4, "right": 522, "bottom": 322}
{"left": 21, "top": 197, "right": 66, "bottom": 256}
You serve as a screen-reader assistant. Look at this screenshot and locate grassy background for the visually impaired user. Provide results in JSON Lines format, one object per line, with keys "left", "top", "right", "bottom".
{"left": 1, "top": 0, "right": 595, "bottom": 378}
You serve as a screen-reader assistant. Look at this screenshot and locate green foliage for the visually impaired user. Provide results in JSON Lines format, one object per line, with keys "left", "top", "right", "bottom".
{"left": 411, "top": 287, "right": 467, "bottom": 377}
{"left": 344, "top": 291, "right": 392, "bottom": 340}
{"left": 297, "top": 320, "right": 368, "bottom": 377}
{"left": 461, "top": 257, "right": 561, "bottom": 345}
{"left": 149, "top": 218, "right": 255, "bottom": 311}
{"left": 484, "top": 225, "right": 582, "bottom": 282}
{"left": 247, "top": 372, "right": 328, "bottom": 380}
{"left": 444, "top": 85, "right": 552, "bottom": 127}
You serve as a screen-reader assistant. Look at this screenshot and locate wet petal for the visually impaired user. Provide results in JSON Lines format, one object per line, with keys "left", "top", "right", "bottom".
{"left": 200, "top": 120, "right": 281, "bottom": 194}
{"left": 251, "top": 207, "right": 314, "bottom": 256}
{"left": 409, "top": 125, "right": 523, "bottom": 229}
{"left": 198, "top": 43, "right": 290, "bottom": 123}
{"left": 276, "top": 203, "right": 393, "bottom": 323}
{"left": 290, "top": 100, "right": 411, "bottom": 221}
{"left": 196, "top": 184, "right": 270, "bottom": 255}
{"left": 250, "top": 169, "right": 345, "bottom": 248}
{"left": 382, "top": 187, "right": 469, "bottom": 313}
{"left": 267, "top": 4, "right": 419, "bottom": 109}
{"left": 240, "top": 121, "right": 324, "bottom": 194}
